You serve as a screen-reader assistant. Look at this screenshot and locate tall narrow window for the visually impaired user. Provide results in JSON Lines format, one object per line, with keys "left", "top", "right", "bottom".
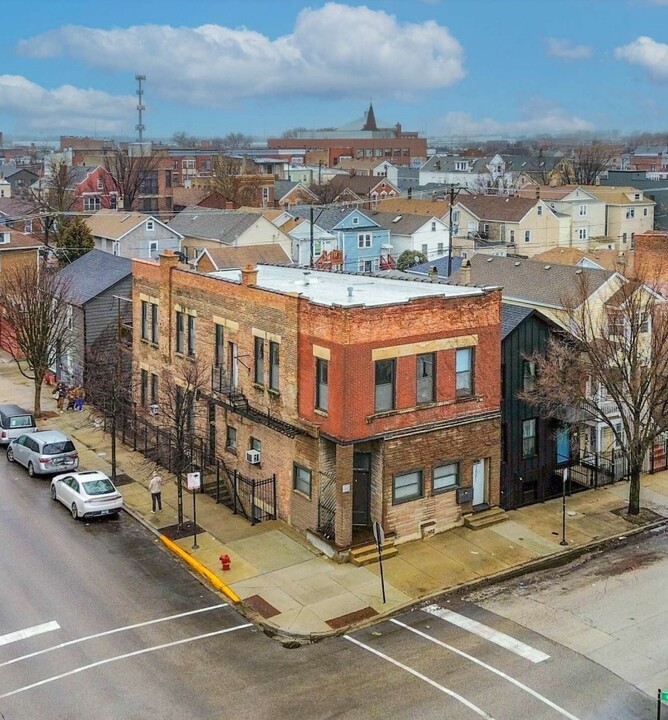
{"left": 374, "top": 359, "right": 395, "bottom": 412}
{"left": 140, "top": 369, "right": 148, "bottom": 406}
{"left": 150, "top": 373, "right": 159, "bottom": 405}
{"left": 455, "top": 347, "right": 474, "bottom": 397}
{"left": 214, "top": 324, "right": 224, "bottom": 366}
{"left": 522, "top": 418, "right": 537, "bottom": 458}
{"left": 269, "top": 341, "right": 280, "bottom": 391}
{"left": 150, "top": 303, "right": 159, "bottom": 344}
{"left": 316, "top": 358, "right": 329, "bottom": 411}
{"left": 254, "top": 336, "right": 265, "bottom": 385}
{"left": 522, "top": 360, "right": 536, "bottom": 392}
{"left": 416, "top": 352, "right": 435, "bottom": 404}
{"left": 187, "top": 314, "right": 196, "bottom": 357}
{"left": 175, "top": 311, "right": 184, "bottom": 354}
{"left": 141, "top": 301, "right": 149, "bottom": 340}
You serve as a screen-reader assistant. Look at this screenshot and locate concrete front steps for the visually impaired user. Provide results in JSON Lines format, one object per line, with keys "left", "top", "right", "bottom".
{"left": 463, "top": 506, "right": 508, "bottom": 530}
{"left": 349, "top": 537, "right": 398, "bottom": 566}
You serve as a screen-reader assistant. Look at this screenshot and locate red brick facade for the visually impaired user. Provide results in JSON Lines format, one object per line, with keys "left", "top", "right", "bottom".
{"left": 132, "top": 255, "right": 501, "bottom": 551}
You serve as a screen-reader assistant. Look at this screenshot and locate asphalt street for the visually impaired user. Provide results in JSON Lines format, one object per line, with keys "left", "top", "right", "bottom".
{"left": 0, "top": 451, "right": 656, "bottom": 720}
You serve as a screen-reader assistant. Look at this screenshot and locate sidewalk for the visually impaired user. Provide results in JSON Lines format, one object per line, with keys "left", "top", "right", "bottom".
{"left": 3, "top": 356, "right": 668, "bottom": 643}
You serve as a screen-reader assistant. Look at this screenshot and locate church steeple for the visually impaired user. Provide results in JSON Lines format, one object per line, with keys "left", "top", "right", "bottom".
{"left": 362, "top": 100, "right": 378, "bottom": 131}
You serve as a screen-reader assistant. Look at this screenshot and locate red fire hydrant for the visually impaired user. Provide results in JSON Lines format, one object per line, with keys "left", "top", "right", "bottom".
{"left": 219, "top": 554, "right": 231, "bottom": 572}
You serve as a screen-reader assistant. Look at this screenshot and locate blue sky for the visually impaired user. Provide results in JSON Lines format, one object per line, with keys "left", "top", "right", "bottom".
{"left": 3, "top": 0, "right": 668, "bottom": 141}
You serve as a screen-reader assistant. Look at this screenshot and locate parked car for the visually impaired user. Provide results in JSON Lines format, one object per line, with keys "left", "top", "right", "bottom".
{"left": 0, "top": 404, "right": 37, "bottom": 445}
{"left": 50, "top": 470, "right": 123, "bottom": 520}
{"left": 7, "top": 430, "right": 78, "bottom": 476}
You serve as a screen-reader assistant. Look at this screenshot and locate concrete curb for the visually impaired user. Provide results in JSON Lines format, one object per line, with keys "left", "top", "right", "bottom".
{"left": 121, "top": 505, "right": 241, "bottom": 604}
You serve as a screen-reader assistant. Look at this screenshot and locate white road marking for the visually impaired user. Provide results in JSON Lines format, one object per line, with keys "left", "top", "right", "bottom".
{"left": 422, "top": 604, "right": 550, "bottom": 663}
{"left": 0, "top": 603, "right": 227, "bottom": 668}
{"left": 0, "top": 622, "right": 60, "bottom": 647}
{"left": 392, "top": 619, "right": 582, "bottom": 720}
{"left": 0, "top": 622, "right": 251, "bottom": 700}
{"left": 345, "top": 635, "right": 495, "bottom": 719}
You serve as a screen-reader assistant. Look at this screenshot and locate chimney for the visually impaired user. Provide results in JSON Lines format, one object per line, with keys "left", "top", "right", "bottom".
{"left": 428, "top": 266, "right": 439, "bottom": 282}
{"left": 241, "top": 263, "right": 258, "bottom": 286}
{"left": 159, "top": 248, "right": 179, "bottom": 269}
{"left": 225, "top": 201, "right": 234, "bottom": 210}
{"left": 460, "top": 259, "right": 471, "bottom": 284}
{"left": 535, "top": 186, "right": 540, "bottom": 199}
{"left": 395, "top": 122, "right": 402, "bottom": 137}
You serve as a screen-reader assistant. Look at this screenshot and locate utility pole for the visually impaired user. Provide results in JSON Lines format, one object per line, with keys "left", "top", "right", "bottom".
{"left": 310, "top": 205, "right": 315, "bottom": 269}
{"left": 447, "top": 184, "right": 462, "bottom": 278}
{"left": 135, "top": 74, "right": 146, "bottom": 143}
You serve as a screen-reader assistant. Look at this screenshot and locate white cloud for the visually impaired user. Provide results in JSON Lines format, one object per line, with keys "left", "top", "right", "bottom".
{"left": 436, "top": 102, "right": 595, "bottom": 137}
{"left": 615, "top": 36, "right": 668, "bottom": 80}
{"left": 16, "top": 3, "right": 465, "bottom": 106}
{"left": 0, "top": 75, "right": 135, "bottom": 131}
{"left": 545, "top": 37, "right": 593, "bottom": 60}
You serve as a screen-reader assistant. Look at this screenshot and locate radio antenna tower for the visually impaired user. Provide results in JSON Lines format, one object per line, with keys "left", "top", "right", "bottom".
{"left": 135, "top": 74, "right": 146, "bottom": 142}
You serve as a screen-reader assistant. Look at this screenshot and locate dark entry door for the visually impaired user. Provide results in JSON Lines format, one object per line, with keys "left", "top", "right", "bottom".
{"left": 352, "top": 452, "right": 371, "bottom": 527}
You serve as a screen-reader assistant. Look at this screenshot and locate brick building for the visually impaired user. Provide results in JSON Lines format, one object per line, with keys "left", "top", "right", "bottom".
{"left": 132, "top": 255, "right": 501, "bottom": 552}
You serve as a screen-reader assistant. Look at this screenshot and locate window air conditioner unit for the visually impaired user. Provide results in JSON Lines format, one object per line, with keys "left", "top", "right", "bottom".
{"left": 246, "top": 449, "right": 261, "bottom": 464}
{"left": 149, "top": 404, "right": 160, "bottom": 416}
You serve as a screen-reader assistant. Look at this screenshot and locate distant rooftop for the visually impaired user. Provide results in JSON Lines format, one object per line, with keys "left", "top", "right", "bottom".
{"left": 209, "top": 265, "right": 486, "bottom": 308}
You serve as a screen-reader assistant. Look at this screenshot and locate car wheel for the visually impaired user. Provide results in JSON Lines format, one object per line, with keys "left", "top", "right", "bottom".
{"left": 50, "top": 485, "right": 57, "bottom": 501}
{"left": 27, "top": 462, "right": 35, "bottom": 477}
{"left": 71, "top": 503, "right": 79, "bottom": 520}
{"left": 6, "top": 447, "right": 14, "bottom": 462}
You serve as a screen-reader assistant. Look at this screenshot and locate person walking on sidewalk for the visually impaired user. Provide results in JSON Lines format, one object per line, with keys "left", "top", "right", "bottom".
{"left": 149, "top": 470, "right": 164, "bottom": 513}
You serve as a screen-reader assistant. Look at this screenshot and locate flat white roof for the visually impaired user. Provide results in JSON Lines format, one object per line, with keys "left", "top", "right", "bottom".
{"left": 209, "top": 265, "right": 486, "bottom": 308}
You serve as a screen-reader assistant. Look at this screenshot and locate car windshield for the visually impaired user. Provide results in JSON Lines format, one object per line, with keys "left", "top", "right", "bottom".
{"left": 9, "top": 416, "right": 33, "bottom": 428}
{"left": 43, "top": 441, "right": 76, "bottom": 455}
{"left": 82, "top": 478, "right": 115, "bottom": 495}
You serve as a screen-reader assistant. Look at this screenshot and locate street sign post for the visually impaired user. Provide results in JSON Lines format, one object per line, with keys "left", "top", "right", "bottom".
{"left": 373, "top": 521, "right": 387, "bottom": 604}
{"left": 187, "top": 472, "right": 201, "bottom": 549}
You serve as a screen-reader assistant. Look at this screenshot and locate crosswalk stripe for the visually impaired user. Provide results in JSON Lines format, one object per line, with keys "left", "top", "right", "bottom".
{"left": 0, "top": 622, "right": 60, "bottom": 647}
{"left": 423, "top": 605, "right": 550, "bottom": 663}
{"left": 392, "top": 620, "right": 581, "bottom": 720}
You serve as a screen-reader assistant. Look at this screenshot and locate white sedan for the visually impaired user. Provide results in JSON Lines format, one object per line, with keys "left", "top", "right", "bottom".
{"left": 50, "top": 470, "right": 123, "bottom": 520}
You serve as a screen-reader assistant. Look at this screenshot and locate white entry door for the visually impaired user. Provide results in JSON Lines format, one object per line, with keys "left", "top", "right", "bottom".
{"left": 472, "top": 459, "right": 487, "bottom": 507}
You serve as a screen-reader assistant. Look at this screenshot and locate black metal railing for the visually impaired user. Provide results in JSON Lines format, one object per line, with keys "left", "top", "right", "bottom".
{"left": 317, "top": 472, "right": 337, "bottom": 540}
{"left": 101, "top": 405, "right": 277, "bottom": 525}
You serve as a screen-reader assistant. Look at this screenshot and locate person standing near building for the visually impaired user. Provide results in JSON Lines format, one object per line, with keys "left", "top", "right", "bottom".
{"left": 149, "top": 470, "right": 164, "bottom": 513}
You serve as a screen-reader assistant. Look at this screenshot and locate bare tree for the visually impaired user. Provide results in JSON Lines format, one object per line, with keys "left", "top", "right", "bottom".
{"left": 154, "top": 359, "right": 209, "bottom": 526}
{"left": 0, "top": 263, "right": 75, "bottom": 416}
{"left": 171, "top": 131, "right": 198, "bottom": 148}
{"left": 29, "top": 158, "right": 78, "bottom": 247}
{"left": 281, "top": 127, "right": 308, "bottom": 139}
{"left": 220, "top": 133, "right": 253, "bottom": 151}
{"left": 525, "top": 266, "right": 668, "bottom": 516}
{"left": 103, "top": 145, "right": 160, "bottom": 212}
{"left": 559, "top": 143, "right": 615, "bottom": 185}
{"left": 210, "top": 156, "right": 261, "bottom": 208}
{"left": 308, "top": 183, "right": 341, "bottom": 205}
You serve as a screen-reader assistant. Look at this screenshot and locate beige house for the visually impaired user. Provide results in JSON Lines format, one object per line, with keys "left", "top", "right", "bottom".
{"left": 168, "top": 206, "right": 293, "bottom": 260}
{"left": 452, "top": 195, "right": 567, "bottom": 257}
{"left": 586, "top": 186, "right": 655, "bottom": 250}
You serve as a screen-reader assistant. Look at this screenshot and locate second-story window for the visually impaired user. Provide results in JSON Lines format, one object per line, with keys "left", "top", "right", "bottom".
{"left": 175, "top": 311, "right": 185, "bottom": 354}
{"left": 214, "top": 324, "right": 224, "bottom": 367}
{"left": 187, "top": 315, "right": 196, "bottom": 357}
{"left": 316, "top": 358, "right": 329, "bottom": 412}
{"left": 269, "top": 341, "right": 280, "bottom": 391}
{"left": 141, "top": 301, "right": 149, "bottom": 340}
{"left": 455, "top": 347, "right": 474, "bottom": 398}
{"left": 357, "top": 233, "right": 372, "bottom": 248}
{"left": 416, "top": 352, "right": 435, "bottom": 404}
{"left": 254, "top": 336, "right": 265, "bottom": 385}
{"left": 374, "top": 358, "right": 395, "bottom": 412}
{"left": 151, "top": 303, "right": 159, "bottom": 344}
{"left": 523, "top": 360, "right": 536, "bottom": 392}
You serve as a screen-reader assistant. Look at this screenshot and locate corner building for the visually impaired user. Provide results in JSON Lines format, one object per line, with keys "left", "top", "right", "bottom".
{"left": 132, "top": 253, "right": 501, "bottom": 553}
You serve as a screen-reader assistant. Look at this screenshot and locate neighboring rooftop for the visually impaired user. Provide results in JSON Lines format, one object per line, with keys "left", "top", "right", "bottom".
{"left": 501, "top": 304, "right": 534, "bottom": 339}
{"left": 209, "top": 265, "right": 487, "bottom": 308}
{"left": 57, "top": 249, "right": 132, "bottom": 305}
{"left": 196, "top": 244, "right": 293, "bottom": 271}
{"left": 449, "top": 254, "right": 614, "bottom": 308}
{"left": 408, "top": 256, "right": 464, "bottom": 279}
{"left": 168, "top": 206, "right": 262, "bottom": 241}
{"left": 85, "top": 210, "right": 167, "bottom": 240}
{"left": 0, "top": 224, "right": 43, "bottom": 250}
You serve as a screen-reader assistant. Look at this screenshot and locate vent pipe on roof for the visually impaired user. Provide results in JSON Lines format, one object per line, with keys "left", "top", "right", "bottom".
{"left": 347, "top": 286, "right": 354, "bottom": 298}
{"left": 303, "top": 271, "right": 311, "bottom": 286}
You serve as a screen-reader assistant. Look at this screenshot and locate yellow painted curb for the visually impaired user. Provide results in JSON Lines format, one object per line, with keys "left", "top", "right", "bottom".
{"left": 159, "top": 535, "right": 240, "bottom": 603}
